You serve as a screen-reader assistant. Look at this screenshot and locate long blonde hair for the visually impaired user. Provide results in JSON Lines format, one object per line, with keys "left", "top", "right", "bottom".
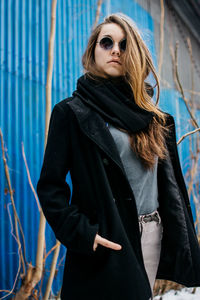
{"left": 82, "top": 13, "right": 169, "bottom": 169}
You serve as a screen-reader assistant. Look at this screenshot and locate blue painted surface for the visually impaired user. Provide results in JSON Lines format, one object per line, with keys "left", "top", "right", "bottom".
{"left": 0, "top": 0, "right": 199, "bottom": 297}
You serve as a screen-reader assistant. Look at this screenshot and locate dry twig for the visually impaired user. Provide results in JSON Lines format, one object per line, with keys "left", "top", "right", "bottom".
{"left": 174, "top": 42, "right": 199, "bottom": 128}
{"left": 21, "top": 142, "right": 41, "bottom": 212}
{"left": 158, "top": 0, "right": 165, "bottom": 79}
{"left": 177, "top": 128, "right": 200, "bottom": 145}
{"left": 43, "top": 241, "right": 61, "bottom": 300}
{"left": 186, "top": 37, "right": 195, "bottom": 105}
{"left": 0, "top": 129, "right": 26, "bottom": 282}
{"left": 92, "top": 0, "right": 103, "bottom": 30}
{"left": 0, "top": 204, "right": 22, "bottom": 300}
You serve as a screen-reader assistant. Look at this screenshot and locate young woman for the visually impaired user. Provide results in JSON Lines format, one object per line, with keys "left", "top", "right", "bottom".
{"left": 37, "top": 13, "right": 200, "bottom": 300}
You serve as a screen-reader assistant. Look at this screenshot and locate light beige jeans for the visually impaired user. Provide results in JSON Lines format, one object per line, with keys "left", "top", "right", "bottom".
{"left": 139, "top": 210, "right": 163, "bottom": 299}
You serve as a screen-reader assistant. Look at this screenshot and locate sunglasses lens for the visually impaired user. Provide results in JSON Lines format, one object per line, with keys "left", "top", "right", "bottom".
{"left": 120, "top": 39, "right": 126, "bottom": 51}
{"left": 99, "top": 37, "right": 113, "bottom": 50}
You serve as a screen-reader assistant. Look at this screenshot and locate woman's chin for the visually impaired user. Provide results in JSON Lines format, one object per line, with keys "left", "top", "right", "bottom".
{"left": 104, "top": 69, "right": 123, "bottom": 77}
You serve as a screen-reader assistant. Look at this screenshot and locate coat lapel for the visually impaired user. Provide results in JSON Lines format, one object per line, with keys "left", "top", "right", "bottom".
{"left": 67, "top": 96, "right": 127, "bottom": 175}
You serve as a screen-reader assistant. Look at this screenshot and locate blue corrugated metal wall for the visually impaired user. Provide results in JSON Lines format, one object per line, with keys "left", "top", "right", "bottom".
{"left": 0, "top": 0, "right": 199, "bottom": 298}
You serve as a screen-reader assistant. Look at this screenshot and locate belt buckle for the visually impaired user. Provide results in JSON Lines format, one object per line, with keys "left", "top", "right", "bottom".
{"left": 138, "top": 211, "right": 161, "bottom": 224}
{"left": 142, "top": 211, "right": 160, "bottom": 223}
{"left": 143, "top": 215, "right": 152, "bottom": 223}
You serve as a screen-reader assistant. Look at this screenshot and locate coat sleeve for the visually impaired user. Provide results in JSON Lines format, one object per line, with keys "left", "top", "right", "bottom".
{"left": 36, "top": 103, "right": 99, "bottom": 255}
{"left": 166, "top": 114, "right": 196, "bottom": 231}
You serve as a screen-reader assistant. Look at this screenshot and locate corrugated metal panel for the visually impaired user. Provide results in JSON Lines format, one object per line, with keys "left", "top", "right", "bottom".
{"left": 0, "top": 0, "right": 199, "bottom": 297}
{"left": 166, "top": 0, "right": 200, "bottom": 44}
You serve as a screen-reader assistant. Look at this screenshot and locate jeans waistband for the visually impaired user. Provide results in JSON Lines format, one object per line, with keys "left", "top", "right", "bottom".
{"left": 138, "top": 210, "right": 161, "bottom": 224}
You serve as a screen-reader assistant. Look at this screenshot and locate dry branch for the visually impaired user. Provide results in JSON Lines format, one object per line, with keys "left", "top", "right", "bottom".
{"left": 186, "top": 37, "right": 195, "bottom": 105}
{"left": 154, "top": 279, "right": 184, "bottom": 296}
{"left": 22, "top": 142, "right": 41, "bottom": 212}
{"left": 14, "top": 0, "right": 58, "bottom": 298}
{"left": 35, "top": 0, "right": 58, "bottom": 289}
{"left": 43, "top": 242, "right": 60, "bottom": 262}
{"left": 14, "top": 264, "right": 36, "bottom": 300}
{"left": 43, "top": 241, "right": 61, "bottom": 300}
{"left": 0, "top": 204, "right": 22, "bottom": 300}
{"left": 92, "top": 0, "right": 103, "bottom": 30}
{"left": 174, "top": 42, "right": 199, "bottom": 128}
{"left": 158, "top": 0, "right": 165, "bottom": 79}
{"left": 177, "top": 128, "right": 200, "bottom": 145}
{"left": 0, "top": 129, "right": 26, "bottom": 278}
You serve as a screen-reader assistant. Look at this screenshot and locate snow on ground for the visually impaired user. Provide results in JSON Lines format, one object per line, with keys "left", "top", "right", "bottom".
{"left": 154, "top": 287, "right": 200, "bottom": 300}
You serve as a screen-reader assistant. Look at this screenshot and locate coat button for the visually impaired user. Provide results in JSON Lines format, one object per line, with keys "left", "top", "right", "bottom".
{"left": 102, "top": 158, "right": 109, "bottom": 165}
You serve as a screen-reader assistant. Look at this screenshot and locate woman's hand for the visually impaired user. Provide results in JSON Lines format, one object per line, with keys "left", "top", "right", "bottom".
{"left": 93, "top": 233, "right": 122, "bottom": 251}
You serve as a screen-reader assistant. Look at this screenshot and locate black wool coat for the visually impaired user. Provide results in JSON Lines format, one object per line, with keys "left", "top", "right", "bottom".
{"left": 37, "top": 96, "right": 200, "bottom": 300}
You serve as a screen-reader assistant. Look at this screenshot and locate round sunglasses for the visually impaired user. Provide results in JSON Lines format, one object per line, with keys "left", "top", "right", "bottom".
{"left": 96, "top": 36, "right": 126, "bottom": 52}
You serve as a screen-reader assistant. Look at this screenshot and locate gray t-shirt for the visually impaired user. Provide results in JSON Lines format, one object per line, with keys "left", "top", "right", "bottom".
{"left": 108, "top": 123, "right": 159, "bottom": 216}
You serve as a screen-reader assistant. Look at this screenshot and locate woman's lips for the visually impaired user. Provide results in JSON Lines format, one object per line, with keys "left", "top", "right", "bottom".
{"left": 108, "top": 61, "right": 121, "bottom": 65}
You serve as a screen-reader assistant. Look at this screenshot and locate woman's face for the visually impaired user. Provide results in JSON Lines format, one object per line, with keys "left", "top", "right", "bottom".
{"left": 94, "top": 23, "right": 126, "bottom": 77}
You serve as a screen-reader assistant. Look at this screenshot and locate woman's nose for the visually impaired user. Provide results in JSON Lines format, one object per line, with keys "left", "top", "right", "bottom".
{"left": 111, "top": 42, "right": 120, "bottom": 55}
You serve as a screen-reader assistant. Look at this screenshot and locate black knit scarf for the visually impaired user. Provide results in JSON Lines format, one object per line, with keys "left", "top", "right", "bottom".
{"left": 72, "top": 73, "right": 155, "bottom": 134}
